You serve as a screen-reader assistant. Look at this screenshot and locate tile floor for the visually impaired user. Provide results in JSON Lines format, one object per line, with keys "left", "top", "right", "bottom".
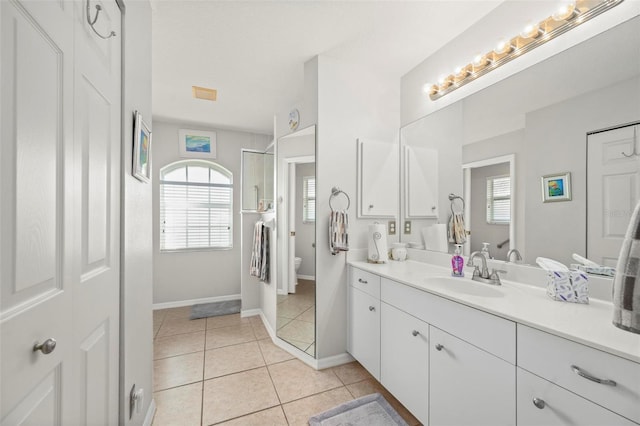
{"left": 152, "top": 306, "right": 420, "bottom": 426}
{"left": 276, "top": 279, "right": 315, "bottom": 356}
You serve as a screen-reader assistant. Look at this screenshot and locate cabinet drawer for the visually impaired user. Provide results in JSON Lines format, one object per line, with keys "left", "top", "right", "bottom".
{"left": 518, "top": 325, "right": 640, "bottom": 423}
{"left": 381, "top": 278, "right": 515, "bottom": 364}
{"left": 517, "top": 368, "right": 637, "bottom": 426}
{"left": 350, "top": 267, "right": 381, "bottom": 298}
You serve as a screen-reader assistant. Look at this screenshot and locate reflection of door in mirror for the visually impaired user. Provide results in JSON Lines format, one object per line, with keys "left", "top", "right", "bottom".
{"left": 241, "top": 150, "right": 274, "bottom": 212}
{"left": 587, "top": 122, "right": 640, "bottom": 267}
{"left": 463, "top": 155, "right": 515, "bottom": 261}
{"left": 276, "top": 125, "right": 316, "bottom": 357}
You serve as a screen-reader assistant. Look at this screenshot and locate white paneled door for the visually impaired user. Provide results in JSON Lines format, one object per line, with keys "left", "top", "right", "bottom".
{"left": 1, "top": 0, "right": 121, "bottom": 424}
{"left": 587, "top": 124, "right": 640, "bottom": 266}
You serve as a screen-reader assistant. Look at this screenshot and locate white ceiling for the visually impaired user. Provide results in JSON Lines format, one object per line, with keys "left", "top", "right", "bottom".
{"left": 151, "top": 0, "right": 504, "bottom": 135}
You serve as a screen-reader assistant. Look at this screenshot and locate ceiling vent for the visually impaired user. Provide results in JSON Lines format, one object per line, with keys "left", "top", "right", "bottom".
{"left": 192, "top": 86, "right": 217, "bottom": 101}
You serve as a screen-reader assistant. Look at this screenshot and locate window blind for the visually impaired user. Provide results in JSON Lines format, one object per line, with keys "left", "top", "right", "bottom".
{"left": 303, "top": 176, "right": 316, "bottom": 223}
{"left": 486, "top": 175, "right": 511, "bottom": 225}
{"left": 160, "top": 162, "right": 233, "bottom": 250}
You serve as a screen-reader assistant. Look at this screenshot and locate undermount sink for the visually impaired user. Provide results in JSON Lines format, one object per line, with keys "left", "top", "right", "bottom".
{"left": 424, "top": 276, "right": 505, "bottom": 298}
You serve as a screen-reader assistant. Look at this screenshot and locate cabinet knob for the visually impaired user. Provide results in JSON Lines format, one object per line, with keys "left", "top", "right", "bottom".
{"left": 369, "top": 204, "right": 374, "bottom": 209}
{"left": 358, "top": 278, "right": 368, "bottom": 284}
{"left": 435, "top": 343, "right": 444, "bottom": 351}
{"left": 412, "top": 330, "right": 420, "bottom": 337}
{"left": 369, "top": 306, "right": 375, "bottom": 312}
{"left": 532, "top": 398, "right": 545, "bottom": 409}
{"left": 33, "top": 338, "right": 57, "bottom": 355}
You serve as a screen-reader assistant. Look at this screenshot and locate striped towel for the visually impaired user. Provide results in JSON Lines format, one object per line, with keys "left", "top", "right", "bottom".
{"left": 329, "top": 210, "right": 349, "bottom": 255}
{"left": 613, "top": 201, "right": 640, "bottom": 334}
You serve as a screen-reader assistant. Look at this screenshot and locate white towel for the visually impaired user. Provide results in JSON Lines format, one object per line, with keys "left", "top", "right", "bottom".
{"left": 448, "top": 213, "right": 467, "bottom": 244}
{"left": 329, "top": 210, "right": 349, "bottom": 255}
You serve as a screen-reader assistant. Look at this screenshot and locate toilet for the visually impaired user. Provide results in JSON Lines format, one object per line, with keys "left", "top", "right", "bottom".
{"left": 294, "top": 257, "right": 302, "bottom": 284}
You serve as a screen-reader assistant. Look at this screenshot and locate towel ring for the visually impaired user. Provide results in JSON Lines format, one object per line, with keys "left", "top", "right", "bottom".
{"left": 329, "top": 187, "right": 351, "bottom": 211}
{"left": 448, "top": 193, "right": 465, "bottom": 215}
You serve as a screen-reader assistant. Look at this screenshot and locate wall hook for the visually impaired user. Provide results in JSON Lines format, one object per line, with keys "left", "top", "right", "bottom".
{"left": 86, "top": 0, "right": 117, "bottom": 40}
{"left": 622, "top": 127, "right": 639, "bottom": 157}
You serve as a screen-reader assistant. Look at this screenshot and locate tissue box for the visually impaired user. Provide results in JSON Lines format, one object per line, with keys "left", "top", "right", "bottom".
{"left": 546, "top": 270, "right": 589, "bottom": 304}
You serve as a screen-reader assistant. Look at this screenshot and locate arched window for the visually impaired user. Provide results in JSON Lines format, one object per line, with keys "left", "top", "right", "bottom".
{"left": 160, "top": 160, "right": 233, "bottom": 250}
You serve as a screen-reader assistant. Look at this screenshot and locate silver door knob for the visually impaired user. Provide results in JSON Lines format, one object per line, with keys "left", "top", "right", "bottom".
{"left": 412, "top": 330, "right": 420, "bottom": 337}
{"left": 435, "top": 344, "right": 444, "bottom": 351}
{"left": 532, "top": 398, "right": 545, "bottom": 409}
{"left": 33, "top": 338, "right": 57, "bottom": 355}
{"left": 369, "top": 306, "right": 375, "bottom": 312}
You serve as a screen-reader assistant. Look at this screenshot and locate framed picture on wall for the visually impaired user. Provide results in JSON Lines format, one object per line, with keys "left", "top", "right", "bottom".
{"left": 541, "top": 172, "right": 571, "bottom": 202}
{"left": 178, "top": 129, "right": 217, "bottom": 158}
{"left": 133, "top": 111, "right": 152, "bottom": 183}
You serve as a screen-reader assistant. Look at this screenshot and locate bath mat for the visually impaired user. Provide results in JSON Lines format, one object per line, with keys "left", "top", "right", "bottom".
{"left": 190, "top": 299, "right": 241, "bottom": 320}
{"left": 308, "top": 393, "right": 408, "bottom": 426}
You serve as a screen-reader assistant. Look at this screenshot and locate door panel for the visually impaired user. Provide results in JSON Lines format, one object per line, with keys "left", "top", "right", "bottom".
{"left": 1, "top": 0, "right": 74, "bottom": 423}
{"left": 588, "top": 125, "right": 640, "bottom": 266}
{"left": 1, "top": 1, "right": 121, "bottom": 424}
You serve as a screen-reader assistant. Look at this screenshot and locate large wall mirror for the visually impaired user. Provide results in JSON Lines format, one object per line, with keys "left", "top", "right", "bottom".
{"left": 276, "top": 125, "right": 316, "bottom": 357}
{"left": 241, "top": 149, "right": 274, "bottom": 212}
{"left": 400, "top": 16, "right": 640, "bottom": 269}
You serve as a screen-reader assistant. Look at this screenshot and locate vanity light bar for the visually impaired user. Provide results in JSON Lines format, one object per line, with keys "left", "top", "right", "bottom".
{"left": 428, "top": 0, "right": 624, "bottom": 101}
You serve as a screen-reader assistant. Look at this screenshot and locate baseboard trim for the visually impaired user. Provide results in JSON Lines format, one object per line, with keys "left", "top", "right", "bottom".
{"left": 143, "top": 399, "right": 156, "bottom": 426}
{"left": 152, "top": 294, "right": 241, "bottom": 310}
{"left": 277, "top": 289, "right": 288, "bottom": 296}
{"left": 297, "top": 274, "right": 315, "bottom": 281}
{"left": 316, "top": 352, "right": 354, "bottom": 369}
{"left": 240, "top": 308, "right": 261, "bottom": 318}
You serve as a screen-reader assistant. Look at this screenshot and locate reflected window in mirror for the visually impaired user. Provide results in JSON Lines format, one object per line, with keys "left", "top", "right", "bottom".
{"left": 486, "top": 175, "right": 511, "bottom": 225}
{"left": 303, "top": 175, "right": 316, "bottom": 223}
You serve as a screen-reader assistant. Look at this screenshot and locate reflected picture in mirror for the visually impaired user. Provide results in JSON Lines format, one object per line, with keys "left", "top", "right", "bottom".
{"left": 276, "top": 125, "right": 317, "bottom": 357}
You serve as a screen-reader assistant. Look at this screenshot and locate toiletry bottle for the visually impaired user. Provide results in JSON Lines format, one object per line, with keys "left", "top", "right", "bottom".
{"left": 451, "top": 244, "right": 464, "bottom": 277}
{"left": 481, "top": 242, "right": 491, "bottom": 260}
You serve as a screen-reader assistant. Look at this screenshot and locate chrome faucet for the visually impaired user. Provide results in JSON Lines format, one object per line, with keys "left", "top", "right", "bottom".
{"left": 507, "top": 249, "right": 522, "bottom": 263}
{"left": 469, "top": 251, "right": 504, "bottom": 285}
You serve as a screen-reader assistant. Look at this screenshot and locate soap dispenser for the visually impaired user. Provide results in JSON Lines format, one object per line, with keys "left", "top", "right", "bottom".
{"left": 451, "top": 244, "right": 464, "bottom": 277}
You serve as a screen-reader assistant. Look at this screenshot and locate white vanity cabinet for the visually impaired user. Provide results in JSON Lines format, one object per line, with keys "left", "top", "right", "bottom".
{"left": 356, "top": 138, "right": 398, "bottom": 218}
{"left": 517, "top": 368, "right": 637, "bottom": 426}
{"left": 430, "top": 326, "right": 515, "bottom": 426}
{"left": 517, "top": 325, "right": 640, "bottom": 425}
{"left": 347, "top": 268, "right": 381, "bottom": 379}
{"left": 380, "top": 302, "right": 429, "bottom": 424}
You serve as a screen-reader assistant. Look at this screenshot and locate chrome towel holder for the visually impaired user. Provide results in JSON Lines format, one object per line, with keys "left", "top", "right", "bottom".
{"left": 329, "top": 187, "right": 351, "bottom": 211}
{"left": 448, "top": 193, "right": 465, "bottom": 215}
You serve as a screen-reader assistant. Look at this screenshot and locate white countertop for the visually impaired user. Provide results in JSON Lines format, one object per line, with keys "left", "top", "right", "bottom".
{"left": 349, "top": 259, "right": 640, "bottom": 364}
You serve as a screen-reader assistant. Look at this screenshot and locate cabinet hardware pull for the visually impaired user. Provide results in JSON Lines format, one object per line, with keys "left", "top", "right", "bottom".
{"left": 358, "top": 278, "right": 368, "bottom": 284}
{"left": 412, "top": 330, "right": 420, "bottom": 336}
{"left": 33, "top": 338, "right": 57, "bottom": 355}
{"left": 570, "top": 365, "right": 617, "bottom": 386}
{"left": 369, "top": 306, "right": 375, "bottom": 312}
{"left": 532, "top": 398, "right": 545, "bottom": 409}
{"left": 435, "top": 344, "right": 444, "bottom": 351}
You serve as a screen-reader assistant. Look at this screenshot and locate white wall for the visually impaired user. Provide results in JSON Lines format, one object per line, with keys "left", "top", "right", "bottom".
{"left": 120, "top": 1, "right": 153, "bottom": 424}
{"left": 401, "top": 0, "right": 640, "bottom": 126}
{"left": 315, "top": 55, "right": 400, "bottom": 359}
{"left": 152, "top": 121, "right": 270, "bottom": 304}
{"left": 295, "top": 162, "right": 316, "bottom": 277}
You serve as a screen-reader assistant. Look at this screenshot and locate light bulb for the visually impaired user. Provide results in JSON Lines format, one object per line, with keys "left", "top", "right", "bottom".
{"left": 423, "top": 83, "right": 432, "bottom": 94}
{"left": 520, "top": 21, "right": 541, "bottom": 39}
{"left": 494, "top": 39, "right": 512, "bottom": 55}
{"left": 454, "top": 66, "right": 462, "bottom": 75}
{"left": 438, "top": 75, "right": 446, "bottom": 85}
{"left": 552, "top": 1, "right": 576, "bottom": 21}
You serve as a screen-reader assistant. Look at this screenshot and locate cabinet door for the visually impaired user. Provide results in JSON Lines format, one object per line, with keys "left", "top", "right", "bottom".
{"left": 517, "top": 368, "right": 637, "bottom": 426}
{"left": 430, "top": 326, "right": 515, "bottom": 426}
{"left": 357, "top": 139, "right": 398, "bottom": 217}
{"left": 381, "top": 303, "right": 429, "bottom": 424}
{"left": 348, "top": 286, "right": 380, "bottom": 379}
